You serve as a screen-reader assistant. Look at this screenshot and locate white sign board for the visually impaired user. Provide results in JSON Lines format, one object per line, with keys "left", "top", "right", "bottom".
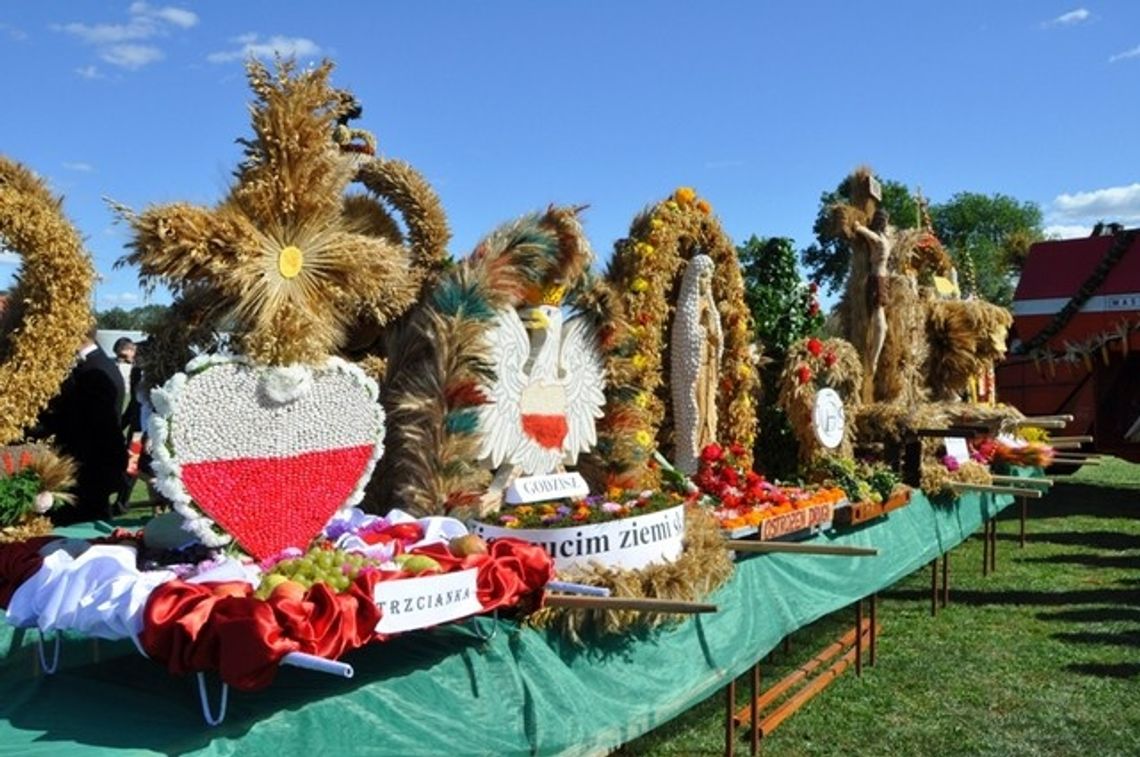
{"left": 812, "top": 388, "right": 846, "bottom": 450}
{"left": 505, "top": 472, "right": 590, "bottom": 504}
{"left": 472, "top": 504, "right": 685, "bottom": 572}
{"left": 944, "top": 437, "right": 971, "bottom": 465}
{"left": 373, "top": 568, "right": 482, "bottom": 634}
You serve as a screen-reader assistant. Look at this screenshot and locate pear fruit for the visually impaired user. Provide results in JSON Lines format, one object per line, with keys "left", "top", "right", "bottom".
{"left": 449, "top": 534, "right": 489, "bottom": 557}
{"left": 394, "top": 553, "right": 442, "bottom": 575}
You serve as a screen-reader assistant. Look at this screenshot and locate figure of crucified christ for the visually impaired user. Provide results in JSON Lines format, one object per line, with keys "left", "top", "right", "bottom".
{"left": 855, "top": 208, "right": 892, "bottom": 403}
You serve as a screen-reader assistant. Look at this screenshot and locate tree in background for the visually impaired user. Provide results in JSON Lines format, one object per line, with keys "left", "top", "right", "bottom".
{"left": 801, "top": 174, "right": 918, "bottom": 295}
{"left": 95, "top": 303, "right": 169, "bottom": 332}
{"left": 739, "top": 235, "right": 824, "bottom": 479}
{"left": 930, "top": 192, "right": 1043, "bottom": 306}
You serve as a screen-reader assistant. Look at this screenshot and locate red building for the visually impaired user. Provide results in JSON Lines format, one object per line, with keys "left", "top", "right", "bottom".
{"left": 997, "top": 228, "right": 1140, "bottom": 459}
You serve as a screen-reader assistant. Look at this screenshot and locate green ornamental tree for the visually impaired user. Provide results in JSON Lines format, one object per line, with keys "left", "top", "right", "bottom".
{"left": 929, "top": 192, "right": 1043, "bottom": 306}
{"left": 739, "top": 235, "right": 824, "bottom": 479}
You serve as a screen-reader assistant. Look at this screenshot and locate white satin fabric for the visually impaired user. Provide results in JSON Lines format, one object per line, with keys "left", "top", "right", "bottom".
{"left": 4, "top": 541, "right": 175, "bottom": 643}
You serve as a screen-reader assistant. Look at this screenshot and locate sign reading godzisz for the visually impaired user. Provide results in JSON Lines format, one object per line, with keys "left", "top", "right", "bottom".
{"left": 472, "top": 504, "right": 686, "bottom": 571}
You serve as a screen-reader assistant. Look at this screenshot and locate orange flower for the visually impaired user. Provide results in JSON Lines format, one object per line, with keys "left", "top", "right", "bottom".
{"left": 696, "top": 198, "right": 711, "bottom": 215}
{"left": 673, "top": 187, "right": 697, "bottom": 206}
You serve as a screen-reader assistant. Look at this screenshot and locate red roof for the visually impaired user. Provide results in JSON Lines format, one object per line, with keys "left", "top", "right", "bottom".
{"left": 1013, "top": 231, "right": 1140, "bottom": 351}
{"left": 1015, "top": 234, "right": 1140, "bottom": 300}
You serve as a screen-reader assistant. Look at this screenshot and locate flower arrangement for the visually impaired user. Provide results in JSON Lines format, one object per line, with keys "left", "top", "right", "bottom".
{"left": 0, "top": 445, "right": 76, "bottom": 539}
{"left": 974, "top": 436, "right": 1055, "bottom": 468}
{"left": 592, "top": 187, "right": 757, "bottom": 490}
{"left": 691, "top": 443, "right": 845, "bottom": 531}
{"left": 0, "top": 157, "right": 96, "bottom": 445}
{"left": 495, "top": 489, "right": 685, "bottom": 530}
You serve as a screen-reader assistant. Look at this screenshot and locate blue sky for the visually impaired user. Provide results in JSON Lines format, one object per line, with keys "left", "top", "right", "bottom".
{"left": 2, "top": 2, "right": 1139, "bottom": 308}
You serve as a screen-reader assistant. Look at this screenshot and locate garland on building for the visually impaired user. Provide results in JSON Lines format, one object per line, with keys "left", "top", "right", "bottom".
{"left": 0, "top": 157, "right": 95, "bottom": 444}
{"left": 1014, "top": 228, "right": 1139, "bottom": 355}
{"left": 597, "top": 188, "right": 757, "bottom": 489}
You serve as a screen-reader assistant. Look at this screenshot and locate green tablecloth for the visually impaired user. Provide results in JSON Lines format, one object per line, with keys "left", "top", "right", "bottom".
{"left": 0, "top": 482, "right": 1025, "bottom": 756}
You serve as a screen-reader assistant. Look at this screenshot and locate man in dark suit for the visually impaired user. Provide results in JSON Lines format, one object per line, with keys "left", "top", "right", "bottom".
{"left": 38, "top": 328, "right": 128, "bottom": 525}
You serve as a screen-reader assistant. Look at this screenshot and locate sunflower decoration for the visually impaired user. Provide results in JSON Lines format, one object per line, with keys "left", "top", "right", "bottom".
{"left": 115, "top": 59, "right": 412, "bottom": 561}
{"left": 119, "top": 58, "right": 419, "bottom": 366}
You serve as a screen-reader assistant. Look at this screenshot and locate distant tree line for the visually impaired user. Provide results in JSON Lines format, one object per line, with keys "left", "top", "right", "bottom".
{"left": 95, "top": 304, "right": 169, "bottom": 331}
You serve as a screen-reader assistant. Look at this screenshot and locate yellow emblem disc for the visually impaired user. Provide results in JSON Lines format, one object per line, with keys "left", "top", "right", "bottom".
{"left": 277, "top": 245, "right": 304, "bottom": 279}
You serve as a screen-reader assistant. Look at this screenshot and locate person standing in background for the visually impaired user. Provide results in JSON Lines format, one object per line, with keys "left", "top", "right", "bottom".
{"left": 37, "top": 327, "right": 127, "bottom": 525}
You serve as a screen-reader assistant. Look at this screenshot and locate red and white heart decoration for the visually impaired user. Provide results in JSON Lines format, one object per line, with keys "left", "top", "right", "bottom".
{"left": 148, "top": 355, "right": 384, "bottom": 561}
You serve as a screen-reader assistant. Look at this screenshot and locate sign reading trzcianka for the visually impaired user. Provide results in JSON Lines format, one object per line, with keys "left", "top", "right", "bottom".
{"left": 373, "top": 568, "right": 482, "bottom": 634}
{"left": 504, "top": 472, "right": 590, "bottom": 504}
{"left": 473, "top": 504, "right": 685, "bottom": 571}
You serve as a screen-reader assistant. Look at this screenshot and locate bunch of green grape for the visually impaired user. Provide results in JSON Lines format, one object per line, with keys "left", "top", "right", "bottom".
{"left": 257, "top": 545, "right": 379, "bottom": 598}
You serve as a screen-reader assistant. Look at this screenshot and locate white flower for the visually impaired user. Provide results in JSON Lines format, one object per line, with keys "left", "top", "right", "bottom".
{"left": 258, "top": 364, "right": 313, "bottom": 405}
{"left": 33, "top": 491, "right": 54, "bottom": 514}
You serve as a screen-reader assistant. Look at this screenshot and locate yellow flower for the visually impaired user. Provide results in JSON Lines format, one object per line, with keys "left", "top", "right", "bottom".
{"left": 635, "top": 242, "right": 655, "bottom": 257}
{"left": 635, "top": 430, "right": 653, "bottom": 448}
{"left": 607, "top": 486, "right": 624, "bottom": 500}
{"left": 665, "top": 200, "right": 679, "bottom": 211}
{"left": 674, "top": 187, "right": 697, "bottom": 205}
{"left": 630, "top": 277, "right": 649, "bottom": 293}
{"left": 631, "top": 354, "right": 649, "bottom": 371}
{"left": 515, "top": 505, "right": 534, "bottom": 516}
{"left": 634, "top": 391, "right": 650, "bottom": 408}
{"left": 696, "top": 198, "right": 711, "bottom": 215}
{"left": 650, "top": 218, "right": 664, "bottom": 230}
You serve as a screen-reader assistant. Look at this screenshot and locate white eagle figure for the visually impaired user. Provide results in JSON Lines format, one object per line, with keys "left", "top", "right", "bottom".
{"left": 479, "top": 290, "right": 606, "bottom": 477}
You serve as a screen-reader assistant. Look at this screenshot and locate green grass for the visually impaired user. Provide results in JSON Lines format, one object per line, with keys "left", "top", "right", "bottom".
{"left": 617, "top": 483, "right": 1140, "bottom": 756}
{"left": 1059, "top": 455, "right": 1140, "bottom": 490}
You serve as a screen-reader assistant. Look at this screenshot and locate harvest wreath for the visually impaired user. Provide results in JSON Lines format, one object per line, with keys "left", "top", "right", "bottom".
{"left": 0, "top": 157, "right": 95, "bottom": 445}
{"left": 594, "top": 187, "right": 758, "bottom": 490}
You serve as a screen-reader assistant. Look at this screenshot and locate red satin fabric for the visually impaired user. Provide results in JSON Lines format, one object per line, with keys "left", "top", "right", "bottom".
{"left": 0, "top": 536, "right": 54, "bottom": 608}
{"left": 141, "top": 537, "right": 552, "bottom": 691}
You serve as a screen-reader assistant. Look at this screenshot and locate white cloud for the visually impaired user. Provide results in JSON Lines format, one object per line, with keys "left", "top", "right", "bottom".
{"left": 0, "top": 22, "right": 28, "bottom": 41}
{"left": 129, "top": 2, "right": 198, "bottom": 29}
{"left": 1046, "top": 8, "right": 1090, "bottom": 26}
{"left": 1043, "top": 224, "right": 1092, "bottom": 240}
{"left": 0, "top": 251, "right": 20, "bottom": 266}
{"left": 1050, "top": 183, "right": 1140, "bottom": 223}
{"left": 207, "top": 34, "right": 321, "bottom": 64}
{"left": 100, "top": 43, "right": 163, "bottom": 69}
{"left": 1109, "top": 45, "right": 1140, "bottom": 63}
{"left": 55, "top": 3, "right": 195, "bottom": 69}
{"left": 75, "top": 64, "right": 104, "bottom": 79}
{"left": 62, "top": 161, "right": 95, "bottom": 172}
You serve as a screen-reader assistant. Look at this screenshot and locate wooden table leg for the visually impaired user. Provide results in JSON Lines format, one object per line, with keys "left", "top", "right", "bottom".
{"left": 750, "top": 663, "right": 760, "bottom": 756}
{"left": 1020, "top": 496, "right": 1027, "bottom": 548}
{"left": 931, "top": 558, "right": 938, "bottom": 617}
{"left": 982, "top": 521, "right": 990, "bottom": 577}
{"left": 989, "top": 520, "right": 997, "bottom": 574}
{"left": 855, "top": 600, "right": 864, "bottom": 677}
{"left": 725, "top": 678, "right": 736, "bottom": 757}
{"left": 941, "top": 551, "right": 950, "bottom": 608}
{"left": 869, "top": 593, "right": 877, "bottom": 666}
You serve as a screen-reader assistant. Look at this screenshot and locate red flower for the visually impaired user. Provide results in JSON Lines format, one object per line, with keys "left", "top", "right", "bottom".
{"left": 809, "top": 301, "right": 820, "bottom": 316}
{"left": 809, "top": 282, "right": 819, "bottom": 293}
{"left": 729, "top": 442, "right": 746, "bottom": 458}
{"left": 796, "top": 365, "right": 813, "bottom": 385}
{"left": 700, "top": 443, "right": 724, "bottom": 463}
{"left": 824, "top": 351, "right": 837, "bottom": 367}
{"left": 806, "top": 337, "right": 823, "bottom": 357}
